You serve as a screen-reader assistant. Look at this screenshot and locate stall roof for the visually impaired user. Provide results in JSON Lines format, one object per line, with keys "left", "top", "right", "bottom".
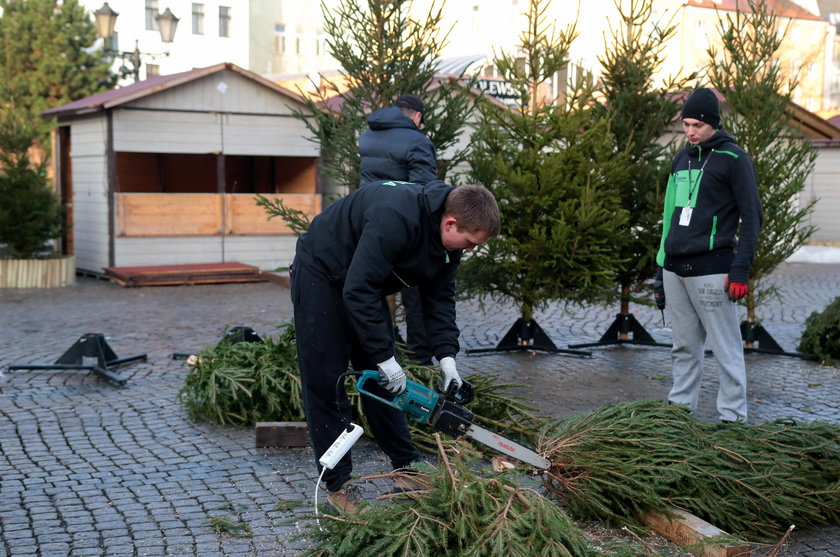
{"left": 42, "top": 62, "right": 307, "bottom": 119}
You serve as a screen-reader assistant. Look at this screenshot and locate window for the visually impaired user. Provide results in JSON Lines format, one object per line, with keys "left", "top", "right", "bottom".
{"left": 219, "top": 6, "right": 231, "bottom": 38}
{"left": 146, "top": 64, "right": 160, "bottom": 77}
{"left": 275, "top": 23, "right": 286, "bottom": 54}
{"left": 192, "top": 3, "right": 205, "bottom": 35}
{"left": 145, "top": 0, "right": 159, "bottom": 31}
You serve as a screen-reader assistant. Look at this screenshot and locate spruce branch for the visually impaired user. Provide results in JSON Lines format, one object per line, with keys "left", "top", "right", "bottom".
{"left": 254, "top": 194, "right": 311, "bottom": 237}
{"left": 541, "top": 400, "right": 840, "bottom": 541}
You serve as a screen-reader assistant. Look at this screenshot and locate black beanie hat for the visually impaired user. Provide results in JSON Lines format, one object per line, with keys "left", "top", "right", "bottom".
{"left": 681, "top": 88, "right": 720, "bottom": 129}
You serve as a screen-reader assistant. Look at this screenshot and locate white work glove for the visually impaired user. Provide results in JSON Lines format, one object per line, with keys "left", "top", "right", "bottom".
{"left": 377, "top": 356, "right": 406, "bottom": 395}
{"left": 438, "top": 356, "right": 462, "bottom": 393}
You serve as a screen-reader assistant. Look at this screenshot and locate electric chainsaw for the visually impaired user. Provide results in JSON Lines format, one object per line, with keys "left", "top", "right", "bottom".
{"left": 355, "top": 370, "right": 551, "bottom": 470}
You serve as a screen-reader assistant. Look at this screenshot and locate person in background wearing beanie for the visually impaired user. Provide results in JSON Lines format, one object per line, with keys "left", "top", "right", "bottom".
{"left": 654, "top": 87, "right": 763, "bottom": 423}
{"left": 359, "top": 94, "right": 438, "bottom": 365}
{"left": 291, "top": 181, "right": 501, "bottom": 513}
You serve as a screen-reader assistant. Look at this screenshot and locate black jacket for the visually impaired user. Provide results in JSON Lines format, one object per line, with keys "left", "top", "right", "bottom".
{"left": 359, "top": 107, "right": 437, "bottom": 185}
{"left": 294, "top": 180, "right": 460, "bottom": 363}
{"left": 657, "top": 127, "right": 762, "bottom": 283}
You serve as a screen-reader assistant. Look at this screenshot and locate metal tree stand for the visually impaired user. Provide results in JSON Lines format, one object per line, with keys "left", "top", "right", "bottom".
{"left": 740, "top": 320, "right": 818, "bottom": 360}
{"left": 172, "top": 326, "right": 264, "bottom": 360}
{"left": 568, "top": 312, "right": 671, "bottom": 349}
{"left": 466, "top": 318, "right": 592, "bottom": 357}
{"left": 8, "top": 333, "right": 147, "bottom": 386}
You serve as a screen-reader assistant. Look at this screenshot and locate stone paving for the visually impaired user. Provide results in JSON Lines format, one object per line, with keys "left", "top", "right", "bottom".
{"left": 1, "top": 261, "right": 839, "bottom": 556}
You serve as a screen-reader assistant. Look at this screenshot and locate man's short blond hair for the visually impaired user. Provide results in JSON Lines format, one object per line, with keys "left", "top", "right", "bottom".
{"left": 444, "top": 185, "right": 500, "bottom": 238}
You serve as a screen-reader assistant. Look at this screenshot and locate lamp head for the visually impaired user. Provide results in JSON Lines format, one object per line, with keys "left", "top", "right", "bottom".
{"left": 156, "top": 8, "right": 179, "bottom": 43}
{"left": 93, "top": 2, "right": 118, "bottom": 41}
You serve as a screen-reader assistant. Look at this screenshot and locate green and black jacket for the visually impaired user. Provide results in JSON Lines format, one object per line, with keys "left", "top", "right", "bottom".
{"left": 656, "top": 127, "right": 762, "bottom": 283}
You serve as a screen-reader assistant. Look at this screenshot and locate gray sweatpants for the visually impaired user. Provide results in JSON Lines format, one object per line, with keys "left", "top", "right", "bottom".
{"left": 663, "top": 271, "right": 748, "bottom": 422}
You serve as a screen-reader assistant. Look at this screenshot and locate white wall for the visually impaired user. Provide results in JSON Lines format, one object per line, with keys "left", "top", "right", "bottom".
{"left": 80, "top": 0, "right": 250, "bottom": 84}
{"left": 222, "top": 236, "right": 297, "bottom": 271}
{"left": 113, "top": 236, "right": 297, "bottom": 270}
{"left": 114, "top": 236, "right": 223, "bottom": 267}
{"left": 113, "top": 110, "right": 222, "bottom": 154}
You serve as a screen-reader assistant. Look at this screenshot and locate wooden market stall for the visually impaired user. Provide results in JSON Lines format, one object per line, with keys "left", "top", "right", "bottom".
{"left": 42, "top": 63, "right": 320, "bottom": 277}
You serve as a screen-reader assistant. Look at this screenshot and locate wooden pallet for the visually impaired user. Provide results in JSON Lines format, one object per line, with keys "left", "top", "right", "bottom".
{"left": 103, "top": 262, "right": 266, "bottom": 287}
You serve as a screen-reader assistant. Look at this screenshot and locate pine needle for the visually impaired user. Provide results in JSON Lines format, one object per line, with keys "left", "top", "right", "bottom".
{"left": 301, "top": 436, "right": 595, "bottom": 557}
{"left": 541, "top": 400, "right": 840, "bottom": 541}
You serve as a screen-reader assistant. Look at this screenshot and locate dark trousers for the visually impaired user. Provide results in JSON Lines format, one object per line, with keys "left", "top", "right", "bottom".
{"left": 401, "top": 286, "right": 432, "bottom": 365}
{"left": 290, "top": 258, "right": 419, "bottom": 492}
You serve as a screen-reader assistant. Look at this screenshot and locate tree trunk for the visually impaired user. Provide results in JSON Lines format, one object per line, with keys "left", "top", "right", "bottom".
{"left": 619, "top": 282, "right": 631, "bottom": 340}
{"left": 521, "top": 302, "right": 534, "bottom": 323}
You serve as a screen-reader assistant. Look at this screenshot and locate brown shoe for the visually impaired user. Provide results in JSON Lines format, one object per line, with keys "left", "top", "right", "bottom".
{"left": 392, "top": 468, "right": 427, "bottom": 492}
{"left": 326, "top": 482, "right": 364, "bottom": 514}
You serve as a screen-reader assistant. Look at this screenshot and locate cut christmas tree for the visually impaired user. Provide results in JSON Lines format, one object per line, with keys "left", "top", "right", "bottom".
{"left": 541, "top": 400, "right": 840, "bottom": 542}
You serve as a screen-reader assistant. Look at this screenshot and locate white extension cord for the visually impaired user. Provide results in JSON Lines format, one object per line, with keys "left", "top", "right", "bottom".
{"left": 319, "top": 423, "right": 364, "bottom": 469}
{"left": 314, "top": 423, "right": 364, "bottom": 527}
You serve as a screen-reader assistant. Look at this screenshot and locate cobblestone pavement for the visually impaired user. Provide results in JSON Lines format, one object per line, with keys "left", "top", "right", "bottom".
{"left": 1, "top": 262, "right": 838, "bottom": 556}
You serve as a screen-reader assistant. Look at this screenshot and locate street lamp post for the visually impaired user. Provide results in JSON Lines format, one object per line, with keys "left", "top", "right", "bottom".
{"left": 93, "top": 2, "right": 179, "bottom": 83}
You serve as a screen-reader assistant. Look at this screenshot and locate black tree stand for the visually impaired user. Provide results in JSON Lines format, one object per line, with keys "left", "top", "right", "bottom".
{"left": 172, "top": 326, "right": 264, "bottom": 360}
{"left": 740, "top": 320, "right": 818, "bottom": 360}
{"left": 568, "top": 312, "right": 670, "bottom": 349}
{"left": 465, "top": 318, "right": 592, "bottom": 357}
{"left": 8, "top": 333, "right": 147, "bottom": 387}
{"left": 569, "top": 286, "right": 669, "bottom": 349}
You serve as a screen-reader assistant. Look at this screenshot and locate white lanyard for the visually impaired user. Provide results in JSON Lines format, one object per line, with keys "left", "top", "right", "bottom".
{"left": 680, "top": 150, "right": 714, "bottom": 226}
{"left": 686, "top": 149, "right": 714, "bottom": 204}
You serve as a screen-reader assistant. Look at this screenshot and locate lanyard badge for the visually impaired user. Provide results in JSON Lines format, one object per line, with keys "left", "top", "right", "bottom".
{"left": 679, "top": 206, "right": 693, "bottom": 226}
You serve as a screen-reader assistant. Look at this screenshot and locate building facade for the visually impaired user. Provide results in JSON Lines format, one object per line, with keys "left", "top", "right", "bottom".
{"left": 78, "top": 0, "right": 339, "bottom": 85}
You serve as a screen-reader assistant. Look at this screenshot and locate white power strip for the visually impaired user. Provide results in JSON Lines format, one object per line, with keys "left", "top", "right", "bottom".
{"left": 318, "top": 423, "right": 363, "bottom": 470}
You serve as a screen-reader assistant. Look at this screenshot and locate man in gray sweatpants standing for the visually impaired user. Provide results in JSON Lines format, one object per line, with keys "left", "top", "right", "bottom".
{"left": 654, "top": 88, "right": 762, "bottom": 423}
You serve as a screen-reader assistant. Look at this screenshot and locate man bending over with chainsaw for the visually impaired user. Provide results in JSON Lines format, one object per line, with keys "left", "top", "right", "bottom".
{"left": 290, "top": 181, "right": 500, "bottom": 514}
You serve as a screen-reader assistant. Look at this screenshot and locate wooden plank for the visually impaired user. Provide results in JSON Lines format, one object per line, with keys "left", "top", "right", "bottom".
{"left": 117, "top": 193, "right": 222, "bottom": 237}
{"left": 255, "top": 422, "right": 309, "bottom": 448}
{"left": 103, "top": 262, "right": 265, "bottom": 287}
{"left": 116, "top": 193, "right": 322, "bottom": 237}
{"left": 226, "top": 194, "right": 321, "bottom": 235}
{"left": 643, "top": 508, "right": 751, "bottom": 557}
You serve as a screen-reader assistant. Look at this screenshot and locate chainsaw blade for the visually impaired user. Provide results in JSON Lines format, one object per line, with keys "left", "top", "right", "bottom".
{"left": 465, "top": 424, "right": 551, "bottom": 470}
